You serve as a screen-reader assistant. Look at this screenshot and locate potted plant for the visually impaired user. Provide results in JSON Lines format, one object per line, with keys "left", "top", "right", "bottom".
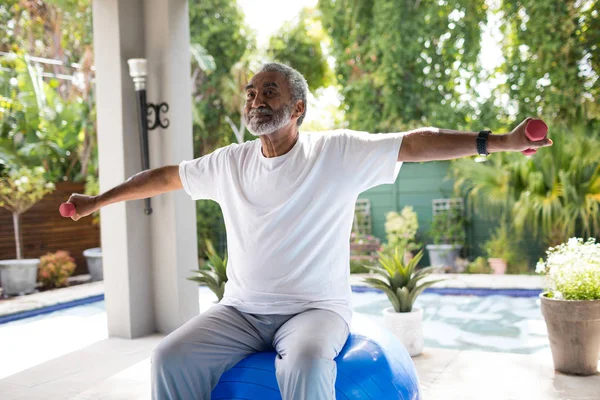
{"left": 382, "top": 206, "right": 423, "bottom": 264}
{"left": 187, "top": 239, "right": 228, "bottom": 302}
{"left": 38, "top": 251, "right": 77, "bottom": 289}
{"left": 536, "top": 237, "right": 600, "bottom": 375}
{"left": 481, "top": 221, "right": 519, "bottom": 274}
{"left": 0, "top": 166, "right": 55, "bottom": 296}
{"left": 426, "top": 207, "right": 466, "bottom": 271}
{"left": 363, "top": 246, "right": 445, "bottom": 356}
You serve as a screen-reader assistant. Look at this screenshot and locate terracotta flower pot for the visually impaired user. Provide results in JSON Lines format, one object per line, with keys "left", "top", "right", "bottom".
{"left": 488, "top": 258, "right": 507, "bottom": 274}
{"left": 540, "top": 293, "right": 600, "bottom": 375}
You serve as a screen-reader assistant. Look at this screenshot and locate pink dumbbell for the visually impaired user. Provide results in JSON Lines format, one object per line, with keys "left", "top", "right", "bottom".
{"left": 522, "top": 119, "right": 548, "bottom": 156}
{"left": 59, "top": 202, "right": 76, "bottom": 217}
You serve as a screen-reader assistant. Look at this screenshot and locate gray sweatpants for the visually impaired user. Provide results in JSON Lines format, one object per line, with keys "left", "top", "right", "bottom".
{"left": 151, "top": 304, "right": 349, "bottom": 400}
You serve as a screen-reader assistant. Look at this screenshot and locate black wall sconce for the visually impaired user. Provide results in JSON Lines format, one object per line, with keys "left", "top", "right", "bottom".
{"left": 127, "top": 59, "right": 169, "bottom": 215}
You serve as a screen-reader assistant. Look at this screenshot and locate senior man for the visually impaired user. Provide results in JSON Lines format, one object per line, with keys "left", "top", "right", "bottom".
{"left": 64, "top": 62, "right": 552, "bottom": 399}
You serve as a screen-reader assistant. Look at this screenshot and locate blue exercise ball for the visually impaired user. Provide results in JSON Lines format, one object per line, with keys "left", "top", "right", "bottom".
{"left": 211, "top": 314, "right": 421, "bottom": 399}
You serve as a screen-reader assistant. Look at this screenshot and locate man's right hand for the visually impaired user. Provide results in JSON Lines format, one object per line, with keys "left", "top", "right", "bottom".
{"left": 64, "top": 194, "right": 98, "bottom": 221}
{"left": 60, "top": 165, "right": 184, "bottom": 221}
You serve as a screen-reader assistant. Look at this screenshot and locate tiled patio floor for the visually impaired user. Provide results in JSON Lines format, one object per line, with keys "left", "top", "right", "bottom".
{"left": 2, "top": 274, "right": 598, "bottom": 399}
{"left": 0, "top": 332, "right": 598, "bottom": 400}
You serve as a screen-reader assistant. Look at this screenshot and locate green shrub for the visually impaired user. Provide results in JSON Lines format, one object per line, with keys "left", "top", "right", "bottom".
{"left": 384, "top": 206, "right": 422, "bottom": 253}
{"left": 429, "top": 208, "right": 466, "bottom": 246}
{"left": 350, "top": 255, "right": 375, "bottom": 274}
{"left": 38, "top": 251, "right": 76, "bottom": 289}
{"left": 466, "top": 257, "right": 492, "bottom": 274}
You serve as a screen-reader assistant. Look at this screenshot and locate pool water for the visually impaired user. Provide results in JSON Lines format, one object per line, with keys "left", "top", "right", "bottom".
{"left": 352, "top": 291, "right": 549, "bottom": 354}
{"left": 0, "top": 288, "right": 550, "bottom": 379}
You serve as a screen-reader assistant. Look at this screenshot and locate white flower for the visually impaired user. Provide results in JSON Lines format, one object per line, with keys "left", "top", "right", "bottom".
{"left": 538, "top": 237, "right": 600, "bottom": 300}
{"left": 553, "top": 291, "right": 564, "bottom": 300}
{"left": 535, "top": 261, "right": 546, "bottom": 274}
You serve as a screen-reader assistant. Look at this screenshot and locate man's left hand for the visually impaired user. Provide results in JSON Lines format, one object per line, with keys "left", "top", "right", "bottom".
{"left": 505, "top": 117, "right": 553, "bottom": 153}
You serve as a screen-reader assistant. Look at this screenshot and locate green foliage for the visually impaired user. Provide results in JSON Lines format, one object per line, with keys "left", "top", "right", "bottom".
{"left": 482, "top": 221, "right": 519, "bottom": 263}
{"left": 499, "top": 0, "right": 600, "bottom": 124}
{"left": 450, "top": 122, "right": 600, "bottom": 249}
{"left": 537, "top": 238, "right": 600, "bottom": 301}
{"left": 187, "top": 239, "right": 228, "bottom": 301}
{"left": 383, "top": 206, "right": 422, "bottom": 253}
{"left": 363, "top": 246, "right": 445, "bottom": 312}
{"left": 189, "top": 0, "right": 255, "bottom": 155}
{"left": 0, "top": 165, "right": 55, "bottom": 215}
{"left": 319, "top": 0, "right": 487, "bottom": 131}
{"left": 196, "top": 200, "right": 226, "bottom": 259}
{"left": 465, "top": 256, "right": 491, "bottom": 274}
{"left": 38, "top": 250, "right": 76, "bottom": 289}
{"left": 0, "top": 54, "right": 93, "bottom": 182}
{"left": 1, "top": 0, "right": 93, "bottom": 61}
{"left": 267, "top": 8, "right": 333, "bottom": 91}
{"left": 428, "top": 208, "right": 467, "bottom": 246}
{"left": 349, "top": 255, "right": 373, "bottom": 274}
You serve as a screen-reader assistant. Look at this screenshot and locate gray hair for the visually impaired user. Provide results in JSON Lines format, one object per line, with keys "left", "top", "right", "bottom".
{"left": 258, "top": 62, "right": 308, "bottom": 126}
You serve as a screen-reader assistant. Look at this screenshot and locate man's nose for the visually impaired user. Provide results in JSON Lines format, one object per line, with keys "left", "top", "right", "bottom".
{"left": 251, "top": 92, "right": 267, "bottom": 108}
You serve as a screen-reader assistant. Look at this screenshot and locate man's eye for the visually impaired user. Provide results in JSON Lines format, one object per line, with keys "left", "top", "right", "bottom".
{"left": 246, "top": 92, "right": 254, "bottom": 99}
{"left": 266, "top": 90, "right": 274, "bottom": 95}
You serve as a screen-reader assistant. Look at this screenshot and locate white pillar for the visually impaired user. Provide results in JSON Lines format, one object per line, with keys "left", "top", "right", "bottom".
{"left": 143, "top": 0, "right": 200, "bottom": 334}
{"left": 92, "top": 0, "right": 199, "bottom": 338}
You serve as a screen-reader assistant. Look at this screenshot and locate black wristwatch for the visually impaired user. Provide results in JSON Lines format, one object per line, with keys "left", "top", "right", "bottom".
{"left": 476, "top": 130, "right": 491, "bottom": 157}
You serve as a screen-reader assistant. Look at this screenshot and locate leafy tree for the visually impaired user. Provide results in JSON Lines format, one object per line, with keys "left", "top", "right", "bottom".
{"left": 188, "top": 0, "right": 255, "bottom": 156}
{"left": 499, "top": 0, "right": 600, "bottom": 125}
{"left": 267, "top": 8, "right": 333, "bottom": 92}
{"left": 0, "top": 1, "right": 96, "bottom": 182}
{"left": 319, "top": 0, "right": 487, "bottom": 132}
{"left": 0, "top": 54, "right": 93, "bottom": 182}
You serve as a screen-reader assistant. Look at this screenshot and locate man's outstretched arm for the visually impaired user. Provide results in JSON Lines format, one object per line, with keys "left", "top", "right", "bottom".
{"left": 397, "top": 118, "right": 553, "bottom": 162}
{"left": 62, "top": 165, "right": 183, "bottom": 221}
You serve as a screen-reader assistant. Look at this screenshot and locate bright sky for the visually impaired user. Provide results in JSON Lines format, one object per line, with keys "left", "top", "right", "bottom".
{"left": 237, "top": 0, "right": 318, "bottom": 48}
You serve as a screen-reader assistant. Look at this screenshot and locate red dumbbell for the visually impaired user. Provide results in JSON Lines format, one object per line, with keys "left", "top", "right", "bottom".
{"left": 59, "top": 202, "right": 76, "bottom": 218}
{"left": 522, "top": 119, "right": 548, "bottom": 156}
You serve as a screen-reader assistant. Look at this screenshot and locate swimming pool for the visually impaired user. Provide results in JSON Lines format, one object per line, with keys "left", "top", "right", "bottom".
{"left": 0, "top": 286, "right": 549, "bottom": 379}
{"left": 352, "top": 290, "right": 549, "bottom": 355}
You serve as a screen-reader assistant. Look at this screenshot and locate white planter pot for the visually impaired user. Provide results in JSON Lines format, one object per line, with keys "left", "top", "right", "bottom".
{"left": 383, "top": 307, "right": 424, "bottom": 357}
{"left": 83, "top": 247, "right": 103, "bottom": 281}
{"left": 0, "top": 259, "right": 40, "bottom": 296}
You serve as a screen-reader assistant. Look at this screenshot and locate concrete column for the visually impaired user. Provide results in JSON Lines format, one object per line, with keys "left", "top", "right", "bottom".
{"left": 92, "top": 0, "right": 198, "bottom": 338}
{"left": 143, "top": 0, "right": 200, "bottom": 334}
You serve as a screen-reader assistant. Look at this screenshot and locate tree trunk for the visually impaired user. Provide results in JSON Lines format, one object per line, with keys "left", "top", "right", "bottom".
{"left": 13, "top": 212, "right": 23, "bottom": 260}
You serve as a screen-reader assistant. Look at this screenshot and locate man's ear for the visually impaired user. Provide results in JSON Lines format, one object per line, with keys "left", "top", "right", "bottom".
{"left": 293, "top": 99, "right": 305, "bottom": 119}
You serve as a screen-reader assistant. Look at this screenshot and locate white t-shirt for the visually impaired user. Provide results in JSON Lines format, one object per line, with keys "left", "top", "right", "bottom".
{"left": 179, "top": 129, "right": 405, "bottom": 327}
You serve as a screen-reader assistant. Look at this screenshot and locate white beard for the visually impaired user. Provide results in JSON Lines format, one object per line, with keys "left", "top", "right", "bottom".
{"left": 245, "top": 104, "right": 293, "bottom": 136}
